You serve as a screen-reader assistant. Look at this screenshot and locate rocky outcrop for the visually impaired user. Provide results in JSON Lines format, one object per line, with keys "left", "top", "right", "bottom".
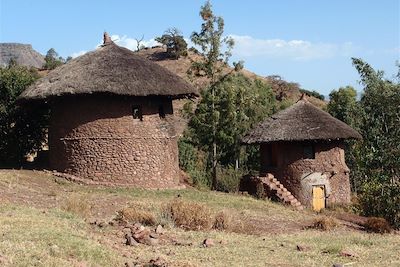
{"left": 0, "top": 43, "right": 44, "bottom": 68}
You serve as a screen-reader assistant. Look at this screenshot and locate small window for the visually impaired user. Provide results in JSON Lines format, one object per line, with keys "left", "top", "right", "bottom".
{"left": 303, "top": 145, "right": 315, "bottom": 159}
{"left": 132, "top": 105, "right": 143, "bottom": 121}
{"left": 158, "top": 105, "right": 165, "bottom": 119}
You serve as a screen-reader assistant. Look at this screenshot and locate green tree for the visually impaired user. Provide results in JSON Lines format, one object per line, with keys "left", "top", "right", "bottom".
{"left": 352, "top": 58, "right": 400, "bottom": 183}
{"left": 327, "top": 86, "right": 358, "bottom": 126}
{"left": 43, "top": 48, "right": 64, "bottom": 70}
{"left": 156, "top": 28, "right": 188, "bottom": 59}
{"left": 0, "top": 65, "right": 49, "bottom": 167}
{"left": 187, "top": 1, "right": 234, "bottom": 188}
{"left": 328, "top": 59, "right": 400, "bottom": 227}
{"left": 188, "top": 0, "right": 235, "bottom": 188}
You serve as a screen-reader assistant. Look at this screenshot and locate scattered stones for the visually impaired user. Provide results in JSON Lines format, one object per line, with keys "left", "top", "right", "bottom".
{"left": 155, "top": 225, "right": 164, "bottom": 234}
{"left": 147, "top": 257, "right": 168, "bottom": 267}
{"left": 332, "top": 264, "right": 344, "bottom": 267}
{"left": 339, "top": 250, "right": 358, "bottom": 258}
{"left": 203, "top": 238, "right": 214, "bottom": 248}
{"left": 126, "top": 234, "right": 139, "bottom": 246}
{"left": 172, "top": 238, "right": 193, "bottom": 247}
{"left": 123, "top": 223, "right": 162, "bottom": 246}
{"left": 296, "top": 244, "right": 310, "bottom": 252}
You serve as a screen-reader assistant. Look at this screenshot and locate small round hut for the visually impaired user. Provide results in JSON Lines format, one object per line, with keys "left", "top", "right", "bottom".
{"left": 242, "top": 95, "right": 361, "bottom": 209}
{"left": 20, "top": 33, "right": 198, "bottom": 188}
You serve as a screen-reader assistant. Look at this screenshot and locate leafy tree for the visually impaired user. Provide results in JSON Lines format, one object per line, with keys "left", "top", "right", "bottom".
{"left": 327, "top": 59, "right": 400, "bottom": 227}
{"left": 155, "top": 28, "right": 188, "bottom": 59}
{"left": 0, "top": 65, "right": 49, "bottom": 167}
{"left": 43, "top": 48, "right": 64, "bottom": 70}
{"left": 327, "top": 86, "right": 358, "bottom": 126}
{"left": 352, "top": 58, "right": 400, "bottom": 183}
{"left": 188, "top": 0, "right": 235, "bottom": 188}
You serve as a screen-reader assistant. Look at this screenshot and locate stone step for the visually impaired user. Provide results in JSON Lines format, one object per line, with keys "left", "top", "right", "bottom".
{"left": 256, "top": 174, "right": 304, "bottom": 211}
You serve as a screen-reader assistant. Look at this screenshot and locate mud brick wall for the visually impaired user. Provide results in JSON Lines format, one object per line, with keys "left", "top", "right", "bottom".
{"left": 49, "top": 94, "right": 180, "bottom": 188}
{"left": 260, "top": 141, "right": 351, "bottom": 207}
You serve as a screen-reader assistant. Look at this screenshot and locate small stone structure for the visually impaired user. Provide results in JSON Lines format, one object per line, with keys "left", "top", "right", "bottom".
{"left": 242, "top": 95, "right": 361, "bottom": 208}
{"left": 20, "top": 33, "right": 197, "bottom": 188}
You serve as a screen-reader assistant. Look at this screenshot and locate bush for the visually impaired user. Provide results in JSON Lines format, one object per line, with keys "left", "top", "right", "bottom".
{"left": 115, "top": 207, "right": 156, "bottom": 226}
{"left": 254, "top": 181, "right": 267, "bottom": 200}
{"left": 61, "top": 194, "right": 91, "bottom": 218}
{"left": 364, "top": 217, "right": 392, "bottom": 234}
{"left": 0, "top": 65, "right": 49, "bottom": 167}
{"left": 164, "top": 198, "right": 212, "bottom": 230}
{"left": 358, "top": 181, "right": 400, "bottom": 229}
{"left": 212, "top": 210, "right": 232, "bottom": 231}
{"left": 215, "top": 166, "right": 243, "bottom": 193}
{"left": 309, "top": 216, "right": 339, "bottom": 231}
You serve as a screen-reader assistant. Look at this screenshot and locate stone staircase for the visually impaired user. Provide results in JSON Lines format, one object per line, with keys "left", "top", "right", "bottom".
{"left": 257, "top": 174, "right": 304, "bottom": 211}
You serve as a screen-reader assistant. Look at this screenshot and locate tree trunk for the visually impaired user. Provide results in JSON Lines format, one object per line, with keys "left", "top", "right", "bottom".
{"left": 211, "top": 84, "right": 218, "bottom": 190}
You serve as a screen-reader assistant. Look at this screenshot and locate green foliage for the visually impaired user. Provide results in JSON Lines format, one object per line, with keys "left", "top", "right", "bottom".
{"left": 327, "top": 58, "right": 400, "bottom": 228}
{"left": 215, "top": 165, "right": 244, "bottom": 193}
{"left": 299, "top": 88, "right": 325, "bottom": 100}
{"left": 0, "top": 65, "right": 49, "bottom": 167}
{"left": 358, "top": 181, "right": 400, "bottom": 229}
{"left": 155, "top": 28, "right": 188, "bottom": 59}
{"left": 327, "top": 86, "right": 359, "bottom": 127}
{"left": 43, "top": 48, "right": 64, "bottom": 70}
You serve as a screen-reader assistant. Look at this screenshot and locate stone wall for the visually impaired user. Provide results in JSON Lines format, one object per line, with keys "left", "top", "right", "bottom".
{"left": 260, "top": 141, "right": 351, "bottom": 207}
{"left": 49, "top": 94, "right": 180, "bottom": 188}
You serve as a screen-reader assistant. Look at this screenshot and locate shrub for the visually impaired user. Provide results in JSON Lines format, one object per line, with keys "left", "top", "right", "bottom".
{"left": 115, "top": 207, "right": 156, "bottom": 226}
{"left": 215, "top": 166, "right": 243, "bottom": 193}
{"left": 364, "top": 217, "right": 392, "bottom": 234}
{"left": 358, "top": 181, "right": 400, "bottom": 229}
{"left": 164, "top": 198, "right": 212, "bottom": 230}
{"left": 255, "top": 182, "right": 266, "bottom": 199}
{"left": 61, "top": 194, "right": 90, "bottom": 218}
{"left": 212, "top": 210, "right": 232, "bottom": 231}
{"left": 309, "top": 216, "right": 339, "bottom": 231}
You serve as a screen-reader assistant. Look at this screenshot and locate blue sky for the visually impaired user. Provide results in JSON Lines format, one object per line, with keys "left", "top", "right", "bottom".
{"left": 1, "top": 0, "right": 399, "bottom": 96}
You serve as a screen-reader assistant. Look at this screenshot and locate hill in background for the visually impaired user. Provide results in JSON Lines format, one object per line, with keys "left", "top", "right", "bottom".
{"left": 0, "top": 43, "right": 45, "bottom": 68}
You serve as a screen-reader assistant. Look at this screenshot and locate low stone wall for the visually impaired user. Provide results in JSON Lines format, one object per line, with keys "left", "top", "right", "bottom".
{"left": 49, "top": 94, "right": 180, "bottom": 188}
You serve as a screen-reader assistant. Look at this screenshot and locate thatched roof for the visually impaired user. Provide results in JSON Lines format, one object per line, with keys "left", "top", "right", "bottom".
{"left": 242, "top": 96, "right": 362, "bottom": 144}
{"left": 20, "top": 33, "right": 198, "bottom": 101}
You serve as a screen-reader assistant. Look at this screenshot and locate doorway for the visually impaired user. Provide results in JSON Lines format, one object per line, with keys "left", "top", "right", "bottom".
{"left": 312, "top": 185, "right": 326, "bottom": 212}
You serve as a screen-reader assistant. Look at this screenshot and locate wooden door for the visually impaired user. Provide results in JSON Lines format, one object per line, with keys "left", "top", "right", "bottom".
{"left": 312, "top": 185, "right": 325, "bottom": 212}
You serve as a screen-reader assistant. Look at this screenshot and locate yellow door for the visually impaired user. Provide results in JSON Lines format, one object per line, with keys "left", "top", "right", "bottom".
{"left": 312, "top": 186, "right": 325, "bottom": 212}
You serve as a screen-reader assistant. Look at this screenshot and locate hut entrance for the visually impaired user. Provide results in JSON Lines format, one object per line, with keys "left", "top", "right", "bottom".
{"left": 312, "top": 185, "right": 326, "bottom": 212}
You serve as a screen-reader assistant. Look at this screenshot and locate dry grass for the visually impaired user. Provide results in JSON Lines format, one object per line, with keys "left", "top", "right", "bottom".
{"left": 1, "top": 170, "right": 400, "bottom": 267}
{"left": 61, "top": 193, "right": 91, "bottom": 218}
{"left": 116, "top": 206, "right": 156, "bottom": 226}
{"left": 309, "top": 216, "right": 339, "bottom": 231}
{"left": 364, "top": 217, "right": 392, "bottom": 234}
{"left": 213, "top": 210, "right": 233, "bottom": 231}
{"left": 164, "top": 198, "right": 212, "bottom": 230}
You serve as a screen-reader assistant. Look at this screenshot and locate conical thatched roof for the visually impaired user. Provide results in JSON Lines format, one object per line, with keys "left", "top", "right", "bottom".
{"left": 20, "top": 33, "right": 198, "bottom": 101}
{"left": 242, "top": 96, "right": 362, "bottom": 144}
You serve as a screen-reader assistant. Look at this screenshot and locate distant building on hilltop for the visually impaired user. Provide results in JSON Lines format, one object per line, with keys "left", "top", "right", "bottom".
{"left": 242, "top": 95, "right": 361, "bottom": 211}
{"left": 20, "top": 33, "right": 198, "bottom": 188}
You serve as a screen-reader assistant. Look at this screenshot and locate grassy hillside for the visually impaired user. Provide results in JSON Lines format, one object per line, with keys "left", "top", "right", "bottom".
{"left": 0, "top": 170, "right": 399, "bottom": 266}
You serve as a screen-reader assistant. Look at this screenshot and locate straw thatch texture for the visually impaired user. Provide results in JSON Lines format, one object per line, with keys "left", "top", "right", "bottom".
{"left": 242, "top": 99, "right": 362, "bottom": 144}
{"left": 20, "top": 42, "right": 197, "bottom": 100}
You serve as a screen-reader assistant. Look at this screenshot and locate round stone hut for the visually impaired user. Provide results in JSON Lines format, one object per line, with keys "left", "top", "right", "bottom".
{"left": 20, "top": 33, "right": 198, "bottom": 188}
{"left": 242, "top": 95, "right": 361, "bottom": 209}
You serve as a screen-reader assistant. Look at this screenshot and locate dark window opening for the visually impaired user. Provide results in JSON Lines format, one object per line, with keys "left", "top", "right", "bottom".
{"left": 132, "top": 105, "right": 143, "bottom": 121}
{"left": 158, "top": 105, "right": 165, "bottom": 118}
{"left": 303, "top": 145, "right": 315, "bottom": 159}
